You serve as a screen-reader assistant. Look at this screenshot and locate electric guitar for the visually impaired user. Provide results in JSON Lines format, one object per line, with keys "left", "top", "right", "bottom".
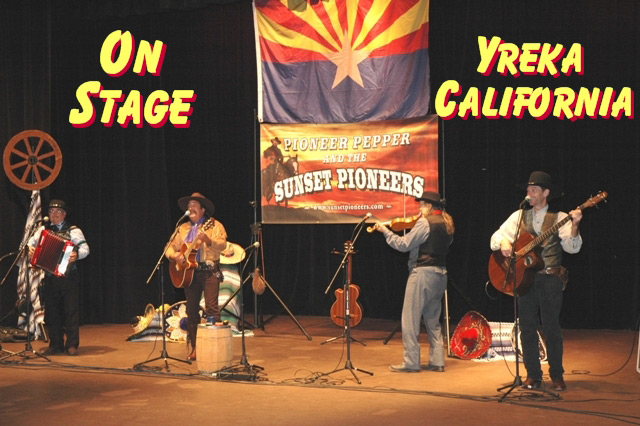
{"left": 488, "top": 191, "right": 607, "bottom": 295}
{"left": 169, "top": 218, "right": 214, "bottom": 288}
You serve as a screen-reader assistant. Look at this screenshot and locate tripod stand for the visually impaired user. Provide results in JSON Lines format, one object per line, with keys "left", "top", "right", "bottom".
{"left": 133, "top": 220, "right": 191, "bottom": 372}
{"left": 0, "top": 224, "right": 49, "bottom": 362}
{"left": 249, "top": 223, "right": 312, "bottom": 340}
{"left": 320, "top": 221, "right": 373, "bottom": 384}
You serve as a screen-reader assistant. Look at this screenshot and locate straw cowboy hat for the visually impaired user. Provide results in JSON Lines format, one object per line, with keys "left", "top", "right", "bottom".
{"left": 178, "top": 192, "right": 215, "bottom": 215}
{"left": 516, "top": 171, "right": 564, "bottom": 199}
{"left": 219, "top": 241, "right": 246, "bottom": 265}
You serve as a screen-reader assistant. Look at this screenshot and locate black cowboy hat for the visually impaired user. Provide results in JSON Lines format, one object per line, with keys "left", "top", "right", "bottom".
{"left": 178, "top": 192, "right": 215, "bottom": 215}
{"left": 517, "top": 171, "right": 564, "bottom": 199}
{"left": 271, "top": 137, "right": 282, "bottom": 144}
{"left": 415, "top": 191, "right": 446, "bottom": 208}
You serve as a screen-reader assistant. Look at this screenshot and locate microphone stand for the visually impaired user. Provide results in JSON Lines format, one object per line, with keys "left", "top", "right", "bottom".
{"left": 319, "top": 219, "right": 373, "bottom": 384}
{"left": 216, "top": 248, "right": 264, "bottom": 381}
{"left": 0, "top": 221, "right": 49, "bottom": 362}
{"left": 497, "top": 198, "right": 556, "bottom": 400}
{"left": 133, "top": 215, "right": 191, "bottom": 372}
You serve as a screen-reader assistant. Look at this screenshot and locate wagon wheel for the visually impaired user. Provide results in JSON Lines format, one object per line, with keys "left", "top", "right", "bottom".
{"left": 3, "top": 130, "right": 62, "bottom": 190}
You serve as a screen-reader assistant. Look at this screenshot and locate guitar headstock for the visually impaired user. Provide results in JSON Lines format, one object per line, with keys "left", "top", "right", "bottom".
{"left": 579, "top": 191, "right": 608, "bottom": 210}
{"left": 343, "top": 240, "right": 356, "bottom": 255}
{"left": 202, "top": 217, "right": 215, "bottom": 231}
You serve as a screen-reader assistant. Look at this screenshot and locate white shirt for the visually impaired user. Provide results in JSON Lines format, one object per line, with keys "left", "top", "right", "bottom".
{"left": 490, "top": 206, "right": 582, "bottom": 254}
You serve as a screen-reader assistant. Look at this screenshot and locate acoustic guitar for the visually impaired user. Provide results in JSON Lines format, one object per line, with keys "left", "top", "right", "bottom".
{"left": 488, "top": 191, "right": 607, "bottom": 295}
{"left": 169, "top": 218, "right": 214, "bottom": 288}
{"left": 330, "top": 240, "right": 363, "bottom": 327}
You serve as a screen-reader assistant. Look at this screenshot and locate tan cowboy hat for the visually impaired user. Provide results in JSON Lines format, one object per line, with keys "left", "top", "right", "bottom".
{"left": 220, "top": 241, "right": 246, "bottom": 264}
{"left": 178, "top": 192, "right": 215, "bottom": 215}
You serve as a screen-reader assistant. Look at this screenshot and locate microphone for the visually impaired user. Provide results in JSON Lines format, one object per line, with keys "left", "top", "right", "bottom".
{"left": 244, "top": 241, "right": 260, "bottom": 251}
{"left": 520, "top": 196, "right": 531, "bottom": 207}
{"left": 37, "top": 216, "right": 49, "bottom": 224}
{"left": 359, "top": 212, "right": 372, "bottom": 222}
{"left": 183, "top": 210, "right": 190, "bottom": 217}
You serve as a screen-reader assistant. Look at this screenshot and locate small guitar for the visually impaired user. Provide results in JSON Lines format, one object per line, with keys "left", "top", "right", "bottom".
{"left": 169, "top": 218, "right": 214, "bottom": 288}
{"left": 330, "top": 240, "right": 364, "bottom": 328}
{"left": 488, "top": 191, "right": 607, "bottom": 295}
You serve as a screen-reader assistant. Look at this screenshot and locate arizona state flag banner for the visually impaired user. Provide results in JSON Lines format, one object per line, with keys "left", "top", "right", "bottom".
{"left": 254, "top": 0, "right": 431, "bottom": 123}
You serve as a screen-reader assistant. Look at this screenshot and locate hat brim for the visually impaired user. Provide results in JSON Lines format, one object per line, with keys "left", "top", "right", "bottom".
{"left": 515, "top": 183, "right": 563, "bottom": 199}
{"left": 414, "top": 197, "right": 446, "bottom": 207}
{"left": 178, "top": 195, "right": 215, "bottom": 215}
{"left": 219, "top": 242, "right": 246, "bottom": 264}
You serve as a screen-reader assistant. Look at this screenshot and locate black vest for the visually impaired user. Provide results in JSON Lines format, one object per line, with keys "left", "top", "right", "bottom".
{"left": 521, "top": 209, "right": 563, "bottom": 268}
{"left": 416, "top": 215, "right": 451, "bottom": 268}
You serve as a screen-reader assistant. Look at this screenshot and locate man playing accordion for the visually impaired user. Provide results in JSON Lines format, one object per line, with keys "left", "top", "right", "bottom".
{"left": 28, "top": 199, "right": 90, "bottom": 356}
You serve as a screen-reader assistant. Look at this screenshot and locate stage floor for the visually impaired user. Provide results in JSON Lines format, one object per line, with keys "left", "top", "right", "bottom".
{"left": 1, "top": 316, "right": 639, "bottom": 425}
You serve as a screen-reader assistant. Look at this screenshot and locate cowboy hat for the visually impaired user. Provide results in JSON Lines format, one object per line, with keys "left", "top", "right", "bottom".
{"left": 178, "top": 192, "right": 215, "bottom": 215}
{"left": 219, "top": 241, "right": 246, "bottom": 264}
{"left": 517, "top": 171, "right": 563, "bottom": 199}
{"left": 415, "top": 191, "right": 446, "bottom": 208}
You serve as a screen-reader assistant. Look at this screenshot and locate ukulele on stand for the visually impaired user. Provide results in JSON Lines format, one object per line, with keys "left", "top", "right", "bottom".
{"left": 329, "top": 240, "right": 363, "bottom": 328}
{"left": 322, "top": 240, "right": 366, "bottom": 346}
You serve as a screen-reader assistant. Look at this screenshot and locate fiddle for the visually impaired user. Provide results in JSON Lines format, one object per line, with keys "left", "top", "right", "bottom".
{"left": 330, "top": 240, "right": 363, "bottom": 328}
{"left": 366, "top": 215, "right": 420, "bottom": 233}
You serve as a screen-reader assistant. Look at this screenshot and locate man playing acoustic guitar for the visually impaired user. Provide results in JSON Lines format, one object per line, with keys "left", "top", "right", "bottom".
{"left": 490, "top": 171, "right": 582, "bottom": 391}
{"left": 166, "top": 192, "right": 227, "bottom": 361}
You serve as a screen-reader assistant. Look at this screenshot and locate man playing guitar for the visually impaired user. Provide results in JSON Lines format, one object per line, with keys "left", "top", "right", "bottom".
{"left": 490, "top": 171, "right": 582, "bottom": 392}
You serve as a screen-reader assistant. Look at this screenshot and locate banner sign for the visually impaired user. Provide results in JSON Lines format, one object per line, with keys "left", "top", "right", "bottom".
{"left": 260, "top": 115, "right": 438, "bottom": 223}
{"left": 254, "top": 0, "right": 431, "bottom": 124}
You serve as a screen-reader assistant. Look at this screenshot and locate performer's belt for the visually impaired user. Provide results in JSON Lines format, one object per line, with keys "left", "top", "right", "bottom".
{"left": 537, "top": 266, "right": 565, "bottom": 276}
{"left": 537, "top": 266, "right": 569, "bottom": 289}
{"left": 196, "top": 261, "right": 219, "bottom": 271}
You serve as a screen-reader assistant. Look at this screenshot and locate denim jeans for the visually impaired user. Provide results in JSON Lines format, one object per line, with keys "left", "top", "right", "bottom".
{"left": 517, "top": 273, "right": 564, "bottom": 380}
{"left": 401, "top": 267, "right": 447, "bottom": 369}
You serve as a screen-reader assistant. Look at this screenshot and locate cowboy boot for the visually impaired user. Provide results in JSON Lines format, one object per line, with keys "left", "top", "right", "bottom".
{"left": 187, "top": 324, "right": 198, "bottom": 361}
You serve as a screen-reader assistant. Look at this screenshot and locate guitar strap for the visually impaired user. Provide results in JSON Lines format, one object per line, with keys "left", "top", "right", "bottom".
{"left": 539, "top": 212, "right": 558, "bottom": 247}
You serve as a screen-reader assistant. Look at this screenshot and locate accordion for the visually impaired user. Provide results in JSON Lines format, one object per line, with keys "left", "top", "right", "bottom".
{"left": 30, "top": 230, "right": 75, "bottom": 277}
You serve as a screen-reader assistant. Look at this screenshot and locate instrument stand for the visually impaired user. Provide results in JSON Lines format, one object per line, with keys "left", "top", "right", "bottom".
{"left": 319, "top": 223, "right": 373, "bottom": 384}
{"left": 256, "top": 271, "right": 312, "bottom": 340}
{"left": 133, "top": 222, "right": 191, "bottom": 372}
{"left": 216, "top": 256, "right": 263, "bottom": 381}
{"left": 322, "top": 246, "right": 365, "bottom": 346}
{"left": 0, "top": 226, "right": 50, "bottom": 363}
{"left": 249, "top": 223, "right": 311, "bottom": 340}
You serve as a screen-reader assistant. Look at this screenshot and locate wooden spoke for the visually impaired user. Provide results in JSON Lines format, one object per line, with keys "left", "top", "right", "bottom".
{"left": 3, "top": 130, "right": 62, "bottom": 190}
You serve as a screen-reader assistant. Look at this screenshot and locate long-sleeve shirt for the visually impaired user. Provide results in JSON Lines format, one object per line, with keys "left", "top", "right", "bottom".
{"left": 28, "top": 222, "right": 90, "bottom": 260}
{"left": 490, "top": 205, "right": 582, "bottom": 254}
{"left": 381, "top": 217, "right": 431, "bottom": 270}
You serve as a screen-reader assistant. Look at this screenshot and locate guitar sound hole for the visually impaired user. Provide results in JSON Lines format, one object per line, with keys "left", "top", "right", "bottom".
{"left": 524, "top": 255, "right": 533, "bottom": 266}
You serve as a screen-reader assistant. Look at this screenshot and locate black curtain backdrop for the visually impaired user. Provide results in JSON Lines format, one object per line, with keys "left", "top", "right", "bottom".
{"left": 1, "top": 1, "right": 638, "bottom": 331}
